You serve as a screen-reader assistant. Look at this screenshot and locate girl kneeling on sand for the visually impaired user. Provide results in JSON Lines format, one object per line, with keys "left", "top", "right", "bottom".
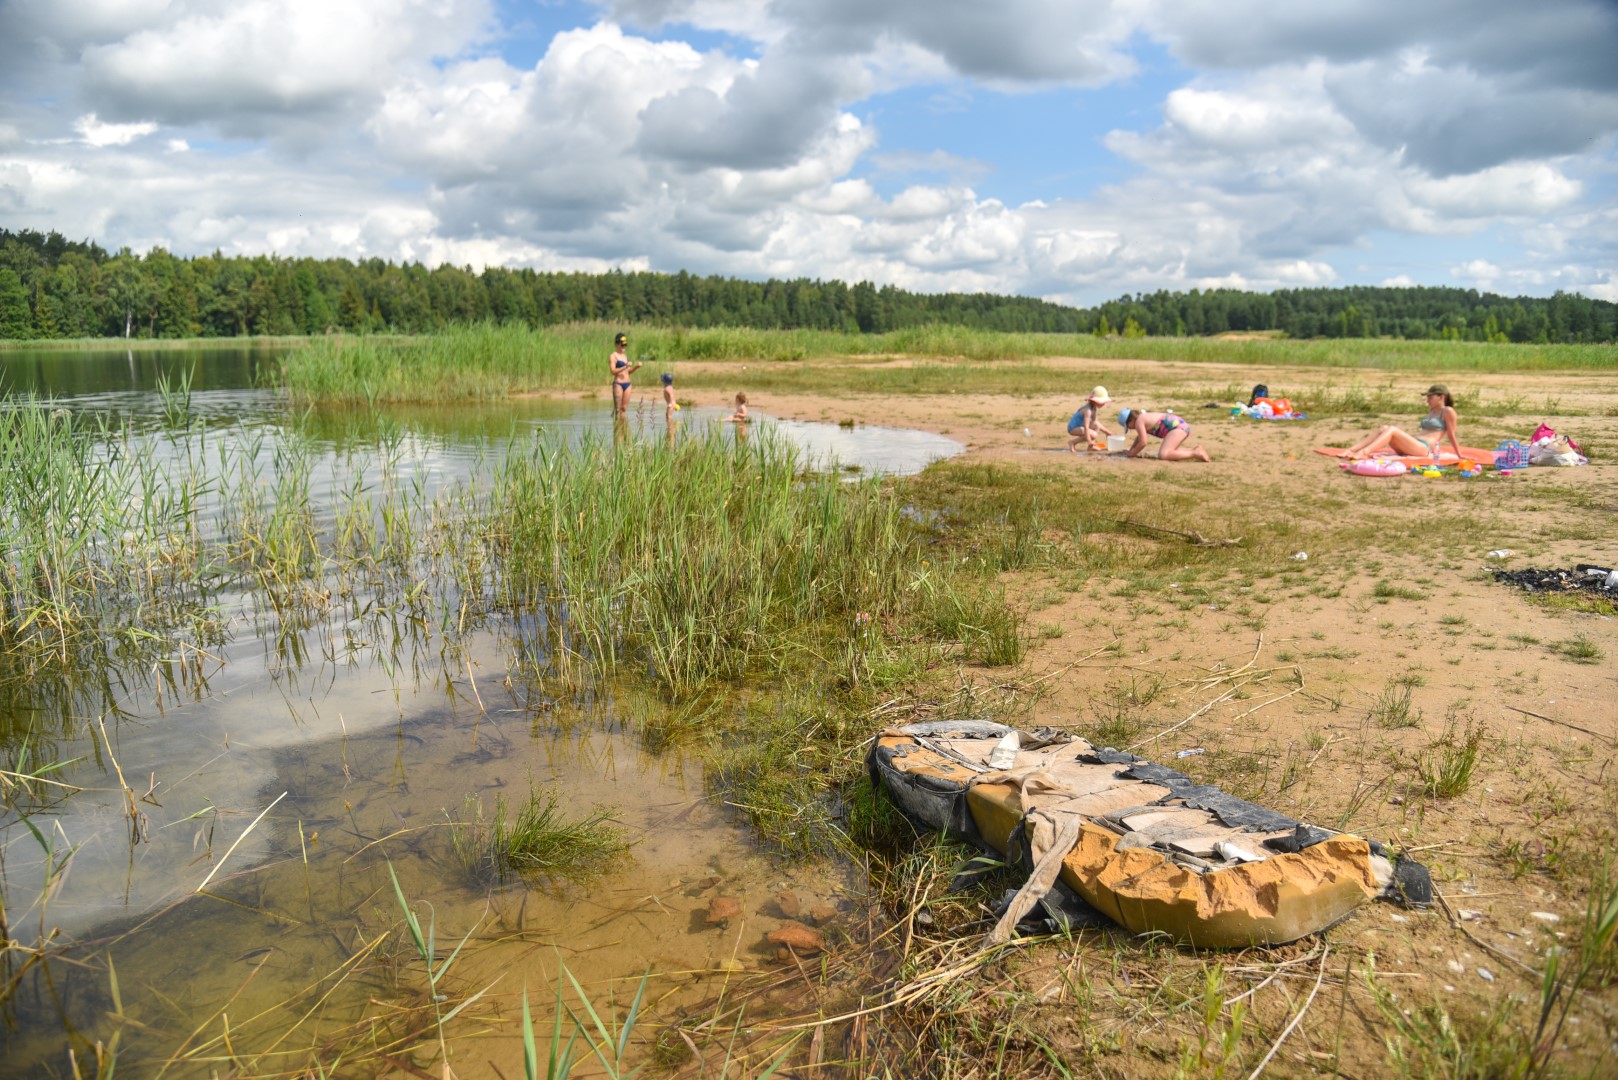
{"left": 1118, "top": 407, "right": 1211, "bottom": 462}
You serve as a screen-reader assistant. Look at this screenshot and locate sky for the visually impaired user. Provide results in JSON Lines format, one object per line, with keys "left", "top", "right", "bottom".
{"left": 2, "top": 0, "right": 1616, "bottom": 307}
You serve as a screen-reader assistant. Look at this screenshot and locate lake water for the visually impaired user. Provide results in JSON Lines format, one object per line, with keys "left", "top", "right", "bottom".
{"left": 0, "top": 345, "right": 958, "bottom": 1076}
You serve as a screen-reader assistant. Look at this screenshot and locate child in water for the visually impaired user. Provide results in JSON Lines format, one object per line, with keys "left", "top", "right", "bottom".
{"left": 717, "top": 392, "right": 749, "bottom": 422}
{"left": 661, "top": 372, "right": 679, "bottom": 420}
{"left": 1066, "top": 385, "right": 1113, "bottom": 451}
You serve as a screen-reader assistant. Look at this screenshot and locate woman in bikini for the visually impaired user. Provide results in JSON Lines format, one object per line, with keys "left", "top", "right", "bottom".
{"left": 1117, "top": 407, "right": 1211, "bottom": 462}
{"left": 1343, "top": 385, "right": 1460, "bottom": 462}
{"left": 609, "top": 332, "right": 642, "bottom": 416}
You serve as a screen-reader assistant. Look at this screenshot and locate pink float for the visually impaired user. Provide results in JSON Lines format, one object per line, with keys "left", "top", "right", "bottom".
{"left": 1343, "top": 458, "right": 1408, "bottom": 477}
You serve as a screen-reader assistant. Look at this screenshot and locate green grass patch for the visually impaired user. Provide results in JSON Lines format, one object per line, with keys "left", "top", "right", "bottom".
{"left": 1420, "top": 722, "right": 1485, "bottom": 799}
{"left": 1373, "top": 580, "right": 1430, "bottom": 602}
{"left": 1529, "top": 592, "right": 1618, "bottom": 619}
{"left": 1372, "top": 680, "right": 1422, "bottom": 729}
{"left": 447, "top": 787, "right": 627, "bottom": 884}
{"left": 1549, "top": 633, "right": 1606, "bottom": 664}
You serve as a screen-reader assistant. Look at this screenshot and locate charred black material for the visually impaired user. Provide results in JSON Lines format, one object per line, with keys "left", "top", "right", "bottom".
{"left": 1082, "top": 747, "right": 1143, "bottom": 765}
{"left": 1491, "top": 565, "right": 1616, "bottom": 595}
{"left": 1264, "top": 824, "right": 1336, "bottom": 853}
{"left": 1389, "top": 856, "right": 1434, "bottom": 908}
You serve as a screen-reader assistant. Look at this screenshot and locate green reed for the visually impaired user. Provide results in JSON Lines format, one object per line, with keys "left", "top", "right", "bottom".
{"left": 486, "top": 426, "right": 917, "bottom": 697}
{"left": 274, "top": 322, "right": 1617, "bottom": 405}
{"left": 447, "top": 788, "right": 627, "bottom": 886}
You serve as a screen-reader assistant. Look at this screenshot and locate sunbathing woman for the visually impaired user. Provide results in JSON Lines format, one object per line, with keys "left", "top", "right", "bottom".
{"left": 1118, "top": 407, "right": 1211, "bottom": 462}
{"left": 1344, "top": 384, "right": 1460, "bottom": 461}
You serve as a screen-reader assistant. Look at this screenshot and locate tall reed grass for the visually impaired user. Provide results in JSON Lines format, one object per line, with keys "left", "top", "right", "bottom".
{"left": 488, "top": 426, "right": 918, "bottom": 698}
{"left": 274, "top": 322, "right": 1618, "bottom": 406}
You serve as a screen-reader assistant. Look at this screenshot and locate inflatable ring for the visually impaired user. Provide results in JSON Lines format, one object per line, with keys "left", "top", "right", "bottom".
{"left": 1344, "top": 458, "right": 1408, "bottom": 477}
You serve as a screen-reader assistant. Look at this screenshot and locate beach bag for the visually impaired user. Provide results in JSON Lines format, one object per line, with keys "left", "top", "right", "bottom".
{"left": 1494, "top": 440, "right": 1531, "bottom": 469}
{"left": 1532, "top": 423, "right": 1581, "bottom": 451}
{"left": 1529, "top": 435, "right": 1585, "bottom": 467}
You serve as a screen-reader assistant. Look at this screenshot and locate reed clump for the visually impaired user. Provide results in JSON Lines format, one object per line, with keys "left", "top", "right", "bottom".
{"left": 447, "top": 788, "right": 627, "bottom": 885}
{"left": 488, "top": 426, "right": 918, "bottom": 698}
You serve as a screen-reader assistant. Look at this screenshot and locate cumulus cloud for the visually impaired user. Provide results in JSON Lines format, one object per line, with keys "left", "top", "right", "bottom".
{"left": 74, "top": 113, "right": 157, "bottom": 147}
{"left": 1, "top": 0, "right": 1615, "bottom": 307}
{"left": 637, "top": 53, "right": 853, "bottom": 169}
{"left": 1146, "top": 0, "right": 1618, "bottom": 177}
{"left": 1324, "top": 57, "right": 1618, "bottom": 176}
{"left": 76, "top": 0, "right": 496, "bottom": 137}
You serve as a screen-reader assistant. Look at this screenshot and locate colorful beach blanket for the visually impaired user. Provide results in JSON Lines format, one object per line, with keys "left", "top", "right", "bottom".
{"left": 1314, "top": 446, "right": 1499, "bottom": 467}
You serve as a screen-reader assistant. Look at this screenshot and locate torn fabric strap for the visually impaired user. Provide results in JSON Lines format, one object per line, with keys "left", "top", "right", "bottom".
{"left": 985, "top": 810, "right": 1082, "bottom": 946}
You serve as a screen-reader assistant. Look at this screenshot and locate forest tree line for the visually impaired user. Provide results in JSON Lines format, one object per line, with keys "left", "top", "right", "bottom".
{"left": 2, "top": 227, "right": 1614, "bottom": 344}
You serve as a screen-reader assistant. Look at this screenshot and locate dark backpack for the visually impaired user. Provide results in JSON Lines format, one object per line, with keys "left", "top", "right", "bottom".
{"left": 1248, "top": 384, "right": 1269, "bottom": 406}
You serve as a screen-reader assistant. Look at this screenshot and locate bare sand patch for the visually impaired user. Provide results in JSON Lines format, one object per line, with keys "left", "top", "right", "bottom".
{"left": 746, "top": 359, "right": 1617, "bottom": 1075}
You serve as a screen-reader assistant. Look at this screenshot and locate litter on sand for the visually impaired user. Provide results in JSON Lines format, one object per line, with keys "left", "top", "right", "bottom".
{"left": 1490, "top": 564, "right": 1617, "bottom": 595}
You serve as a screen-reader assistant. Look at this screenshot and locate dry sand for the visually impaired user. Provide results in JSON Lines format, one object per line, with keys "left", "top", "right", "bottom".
{"left": 743, "top": 356, "right": 1618, "bottom": 1075}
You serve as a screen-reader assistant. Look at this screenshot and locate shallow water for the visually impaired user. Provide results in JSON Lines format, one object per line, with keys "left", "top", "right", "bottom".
{"left": 0, "top": 346, "right": 938, "bottom": 1074}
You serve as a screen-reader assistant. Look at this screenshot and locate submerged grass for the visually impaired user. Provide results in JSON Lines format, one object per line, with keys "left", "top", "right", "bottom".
{"left": 447, "top": 788, "right": 628, "bottom": 885}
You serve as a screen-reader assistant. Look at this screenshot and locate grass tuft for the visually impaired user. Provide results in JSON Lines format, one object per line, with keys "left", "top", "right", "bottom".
{"left": 447, "top": 788, "right": 627, "bottom": 885}
{"left": 1420, "top": 721, "right": 1485, "bottom": 798}
{"left": 1371, "top": 679, "right": 1422, "bottom": 729}
{"left": 1549, "top": 633, "right": 1605, "bottom": 664}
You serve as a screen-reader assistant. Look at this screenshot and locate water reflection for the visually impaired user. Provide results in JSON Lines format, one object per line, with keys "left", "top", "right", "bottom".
{"left": 0, "top": 345, "right": 947, "bottom": 1074}
{"left": 3, "top": 345, "right": 962, "bottom": 479}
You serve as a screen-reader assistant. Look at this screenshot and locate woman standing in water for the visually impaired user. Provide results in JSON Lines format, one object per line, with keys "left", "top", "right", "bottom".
{"left": 609, "top": 332, "right": 641, "bottom": 416}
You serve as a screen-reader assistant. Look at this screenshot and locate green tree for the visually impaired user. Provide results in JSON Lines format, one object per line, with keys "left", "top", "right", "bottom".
{"left": 101, "top": 252, "right": 155, "bottom": 338}
{"left": 0, "top": 268, "right": 33, "bottom": 338}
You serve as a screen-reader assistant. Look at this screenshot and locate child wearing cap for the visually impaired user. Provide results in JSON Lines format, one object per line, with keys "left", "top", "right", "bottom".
{"left": 1067, "top": 386, "right": 1115, "bottom": 451}
{"left": 1117, "top": 407, "right": 1212, "bottom": 462}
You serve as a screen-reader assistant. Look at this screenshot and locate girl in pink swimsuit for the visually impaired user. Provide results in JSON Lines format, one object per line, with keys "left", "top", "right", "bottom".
{"left": 1118, "top": 407, "right": 1212, "bottom": 462}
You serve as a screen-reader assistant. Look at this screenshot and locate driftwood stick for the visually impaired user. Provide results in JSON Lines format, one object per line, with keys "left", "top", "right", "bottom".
{"left": 1502, "top": 704, "right": 1615, "bottom": 747}
{"left": 1245, "top": 944, "right": 1329, "bottom": 1080}
{"left": 1114, "top": 518, "right": 1243, "bottom": 548}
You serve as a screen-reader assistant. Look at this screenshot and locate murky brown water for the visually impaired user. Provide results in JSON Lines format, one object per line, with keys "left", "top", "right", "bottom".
{"left": 1, "top": 621, "right": 861, "bottom": 1076}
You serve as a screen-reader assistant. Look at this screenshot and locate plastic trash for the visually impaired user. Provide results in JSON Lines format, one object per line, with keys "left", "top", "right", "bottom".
{"left": 1487, "top": 550, "right": 1514, "bottom": 559}
{"left": 1290, "top": 551, "right": 1308, "bottom": 561}
{"left": 1215, "top": 840, "right": 1264, "bottom": 863}
{"left": 987, "top": 730, "right": 1020, "bottom": 770}
{"left": 1175, "top": 747, "right": 1207, "bottom": 758}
